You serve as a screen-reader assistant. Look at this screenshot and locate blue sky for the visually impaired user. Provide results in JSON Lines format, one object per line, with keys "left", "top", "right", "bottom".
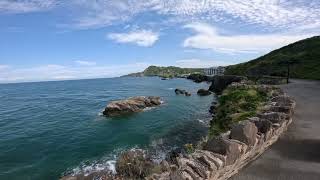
{"left": 0, "top": 0, "right": 319, "bottom": 83}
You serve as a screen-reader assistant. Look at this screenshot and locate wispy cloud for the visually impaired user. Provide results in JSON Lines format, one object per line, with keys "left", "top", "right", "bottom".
{"left": 176, "top": 59, "right": 233, "bottom": 68}
{"left": 0, "top": 63, "right": 150, "bottom": 83}
{"left": 75, "top": 60, "right": 96, "bottom": 66}
{"left": 108, "top": 30, "right": 159, "bottom": 47}
{"left": 69, "top": 0, "right": 320, "bottom": 32}
{"left": 183, "top": 22, "right": 315, "bottom": 54}
{"left": 0, "top": 0, "right": 57, "bottom": 13}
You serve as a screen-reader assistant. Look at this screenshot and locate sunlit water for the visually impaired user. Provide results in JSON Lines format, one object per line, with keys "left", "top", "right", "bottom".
{"left": 0, "top": 77, "right": 214, "bottom": 179}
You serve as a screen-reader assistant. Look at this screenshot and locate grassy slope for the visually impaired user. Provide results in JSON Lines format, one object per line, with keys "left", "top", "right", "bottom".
{"left": 209, "top": 85, "right": 269, "bottom": 137}
{"left": 225, "top": 36, "right": 320, "bottom": 80}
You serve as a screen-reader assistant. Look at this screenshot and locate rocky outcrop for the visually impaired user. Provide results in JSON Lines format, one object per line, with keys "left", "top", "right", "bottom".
{"left": 209, "top": 75, "right": 245, "bottom": 94}
{"left": 187, "top": 74, "right": 210, "bottom": 83}
{"left": 103, "top": 96, "right": 161, "bottom": 116}
{"left": 116, "top": 149, "right": 156, "bottom": 179}
{"left": 197, "top": 89, "right": 212, "bottom": 96}
{"left": 148, "top": 92, "right": 296, "bottom": 180}
{"left": 175, "top": 89, "right": 191, "bottom": 96}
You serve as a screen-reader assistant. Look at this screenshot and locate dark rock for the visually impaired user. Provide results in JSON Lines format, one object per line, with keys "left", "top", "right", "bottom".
{"left": 175, "top": 89, "right": 186, "bottom": 95}
{"left": 258, "top": 112, "right": 286, "bottom": 124}
{"left": 203, "top": 137, "right": 242, "bottom": 165}
{"left": 103, "top": 96, "right": 161, "bottom": 116}
{"left": 187, "top": 74, "right": 210, "bottom": 83}
{"left": 209, "top": 75, "right": 245, "bottom": 94}
{"left": 230, "top": 120, "right": 258, "bottom": 146}
{"left": 175, "top": 89, "right": 191, "bottom": 96}
{"left": 209, "top": 105, "right": 216, "bottom": 114}
{"left": 116, "top": 149, "right": 155, "bottom": 179}
{"left": 249, "top": 118, "right": 273, "bottom": 134}
{"left": 166, "top": 148, "right": 183, "bottom": 165}
{"left": 197, "top": 89, "right": 212, "bottom": 96}
{"left": 184, "top": 92, "right": 192, "bottom": 96}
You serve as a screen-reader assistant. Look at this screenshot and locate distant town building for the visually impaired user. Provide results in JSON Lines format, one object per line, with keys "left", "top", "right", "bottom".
{"left": 204, "top": 66, "right": 226, "bottom": 76}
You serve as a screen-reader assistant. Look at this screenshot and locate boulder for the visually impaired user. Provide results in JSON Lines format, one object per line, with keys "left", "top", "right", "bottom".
{"left": 116, "top": 149, "right": 155, "bottom": 179}
{"left": 175, "top": 89, "right": 186, "bottom": 95}
{"left": 197, "top": 89, "right": 212, "bottom": 96}
{"left": 249, "top": 118, "right": 273, "bottom": 134}
{"left": 175, "top": 89, "right": 191, "bottom": 96}
{"left": 103, "top": 96, "right": 161, "bottom": 116}
{"left": 203, "top": 137, "right": 242, "bottom": 165}
{"left": 230, "top": 120, "right": 258, "bottom": 146}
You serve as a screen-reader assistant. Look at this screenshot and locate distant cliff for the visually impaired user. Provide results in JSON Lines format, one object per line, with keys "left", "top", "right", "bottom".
{"left": 123, "top": 66, "right": 204, "bottom": 78}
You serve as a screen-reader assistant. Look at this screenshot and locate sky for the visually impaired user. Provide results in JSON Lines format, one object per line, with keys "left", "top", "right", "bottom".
{"left": 0, "top": 0, "right": 319, "bottom": 83}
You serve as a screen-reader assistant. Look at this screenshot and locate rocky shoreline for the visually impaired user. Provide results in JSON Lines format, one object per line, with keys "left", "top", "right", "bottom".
{"left": 61, "top": 76, "right": 295, "bottom": 180}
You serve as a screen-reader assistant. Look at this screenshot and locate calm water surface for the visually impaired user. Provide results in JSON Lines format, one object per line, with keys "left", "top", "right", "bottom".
{"left": 0, "top": 77, "right": 214, "bottom": 180}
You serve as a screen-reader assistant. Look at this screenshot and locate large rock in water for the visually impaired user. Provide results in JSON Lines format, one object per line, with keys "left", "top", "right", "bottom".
{"left": 197, "top": 89, "right": 212, "bottom": 96}
{"left": 103, "top": 96, "right": 161, "bottom": 116}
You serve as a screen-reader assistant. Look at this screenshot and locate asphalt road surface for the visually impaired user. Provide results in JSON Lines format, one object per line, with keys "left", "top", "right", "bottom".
{"left": 231, "top": 79, "right": 320, "bottom": 180}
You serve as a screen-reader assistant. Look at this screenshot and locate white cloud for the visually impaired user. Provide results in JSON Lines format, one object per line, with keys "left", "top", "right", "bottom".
{"left": 183, "top": 22, "right": 315, "bottom": 53}
{"left": 0, "top": 0, "right": 57, "bottom": 13}
{"left": 75, "top": 60, "right": 96, "bottom": 66}
{"left": 108, "top": 30, "right": 159, "bottom": 47}
{"left": 0, "top": 64, "right": 9, "bottom": 70}
{"left": 176, "top": 59, "right": 233, "bottom": 68}
{"left": 0, "top": 63, "right": 150, "bottom": 83}
{"left": 69, "top": 0, "right": 320, "bottom": 32}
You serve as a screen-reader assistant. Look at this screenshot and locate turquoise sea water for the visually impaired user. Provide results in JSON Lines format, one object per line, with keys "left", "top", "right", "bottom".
{"left": 0, "top": 77, "right": 214, "bottom": 180}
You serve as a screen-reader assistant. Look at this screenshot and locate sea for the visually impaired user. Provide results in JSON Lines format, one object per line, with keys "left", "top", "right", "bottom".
{"left": 0, "top": 77, "right": 215, "bottom": 180}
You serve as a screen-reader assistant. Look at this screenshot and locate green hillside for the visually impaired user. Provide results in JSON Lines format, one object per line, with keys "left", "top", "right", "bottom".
{"left": 225, "top": 36, "right": 320, "bottom": 80}
{"left": 125, "top": 66, "right": 204, "bottom": 78}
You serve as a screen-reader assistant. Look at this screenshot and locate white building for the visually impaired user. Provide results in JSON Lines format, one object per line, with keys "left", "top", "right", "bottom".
{"left": 204, "top": 66, "right": 226, "bottom": 76}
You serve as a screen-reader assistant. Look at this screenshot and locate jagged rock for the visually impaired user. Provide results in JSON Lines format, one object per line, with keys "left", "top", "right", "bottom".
{"left": 258, "top": 112, "right": 286, "bottom": 124}
{"left": 175, "top": 89, "right": 186, "bottom": 94}
{"left": 230, "top": 120, "right": 258, "bottom": 146}
{"left": 160, "top": 160, "right": 170, "bottom": 172}
{"left": 175, "top": 89, "right": 191, "bottom": 96}
{"left": 209, "top": 105, "right": 216, "bottom": 114}
{"left": 197, "top": 89, "right": 212, "bottom": 96}
{"left": 103, "top": 96, "right": 161, "bottom": 116}
{"left": 166, "top": 148, "right": 183, "bottom": 165}
{"left": 249, "top": 118, "right": 273, "bottom": 134}
{"left": 177, "top": 157, "right": 209, "bottom": 179}
{"left": 203, "top": 137, "right": 242, "bottom": 165}
{"left": 115, "top": 149, "right": 155, "bottom": 179}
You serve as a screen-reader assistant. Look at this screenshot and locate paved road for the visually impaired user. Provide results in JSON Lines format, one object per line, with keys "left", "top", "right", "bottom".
{"left": 231, "top": 79, "right": 320, "bottom": 180}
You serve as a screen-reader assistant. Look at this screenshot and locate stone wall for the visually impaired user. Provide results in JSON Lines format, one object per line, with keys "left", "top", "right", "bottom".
{"left": 148, "top": 86, "right": 296, "bottom": 180}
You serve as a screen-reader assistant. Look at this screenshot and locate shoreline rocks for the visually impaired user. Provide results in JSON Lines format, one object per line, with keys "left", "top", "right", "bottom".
{"left": 103, "top": 96, "right": 161, "bottom": 116}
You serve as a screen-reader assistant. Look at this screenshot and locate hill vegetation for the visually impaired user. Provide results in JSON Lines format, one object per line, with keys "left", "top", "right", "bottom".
{"left": 225, "top": 36, "right": 320, "bottom": 80}
{"left": 124, "top": 66, "right": 204, "bottom": 78}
